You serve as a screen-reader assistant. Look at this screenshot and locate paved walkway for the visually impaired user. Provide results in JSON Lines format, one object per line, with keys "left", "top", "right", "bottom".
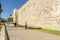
{"left": 0, "top": 25, "right": 5, "bottom": 40}
{"left": 6, "top": 26, "right": 60, "bottom": 40}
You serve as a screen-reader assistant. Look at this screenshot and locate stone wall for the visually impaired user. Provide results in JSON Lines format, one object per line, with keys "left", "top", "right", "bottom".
{"left": 13, "top": 9, "right": 18, "bottom": 23}
{"left": 13, "top": 0, "right": 60, "bottom": 31}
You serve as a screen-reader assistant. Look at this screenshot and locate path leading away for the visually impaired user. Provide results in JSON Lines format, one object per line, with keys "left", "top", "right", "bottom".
{"left": 6, "top": 25, "right": 60, "bottom": 40}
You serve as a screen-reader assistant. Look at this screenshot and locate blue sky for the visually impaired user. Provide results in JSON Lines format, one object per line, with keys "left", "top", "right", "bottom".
{"left": 1, "top": 0, "right": 28, "bottom": 19}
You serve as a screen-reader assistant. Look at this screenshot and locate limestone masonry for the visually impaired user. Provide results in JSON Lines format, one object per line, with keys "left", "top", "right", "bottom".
{"left": 13, "top": 0, "right": 60, "bottom": 31}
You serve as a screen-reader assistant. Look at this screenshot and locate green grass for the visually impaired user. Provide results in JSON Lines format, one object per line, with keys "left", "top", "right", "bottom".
{"left": 39, "top": 29, "right": 60, "bottom": 35}
{"left": 17, "top": 25, "right": 60, "bottom": 36}
{"left": 0, "top": 22, "right": 4, "bottom": 25}
{"left": 29, "top": 27, "right": 60, "bottom": 36}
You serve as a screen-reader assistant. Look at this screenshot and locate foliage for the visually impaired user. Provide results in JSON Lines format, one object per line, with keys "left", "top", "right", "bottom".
{"left": 8, "top": 17, "right": 13, "bottom": 22}
{"left": 0, "top": 3, "right": 3, "bottom": 19}
{"left": 0, "top": 8, "right": 3, "bottom": 13}
{"left": 0, "top": 18, "right": 6, "bottom": 25}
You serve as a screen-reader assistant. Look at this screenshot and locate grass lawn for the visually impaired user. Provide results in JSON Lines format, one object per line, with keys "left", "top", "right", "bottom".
{"left": 28, "top": 27, "right": 60, "bottom": 36}
{"left": 17, "top": 25, "right": 60, "bottom": 36}
{"left": 39, "top": 29, "right": 60, "bottom": 36}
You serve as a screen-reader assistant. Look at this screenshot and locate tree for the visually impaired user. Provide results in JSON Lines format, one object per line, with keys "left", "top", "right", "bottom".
{"left": 1, "top": 18, "right": 6, "bottom": 23}
{"left": 0, "top": 0, "right": 3, "bottom": 19}
{"left": 8, "top": 14, "right": 13, "bottom": 22}
{"left": 8, "top": 17, "right": 13, "bottom": 22}
{"left": 0, "top": 0, "right": 3, "bottom": 24}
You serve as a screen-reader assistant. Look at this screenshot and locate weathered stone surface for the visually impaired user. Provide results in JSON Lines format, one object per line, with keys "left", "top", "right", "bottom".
{"left": 13, "top": 0, "right": 60, "bottom": 31}
{"left": 13, "top": 9, "right": 18, "bottom": 23}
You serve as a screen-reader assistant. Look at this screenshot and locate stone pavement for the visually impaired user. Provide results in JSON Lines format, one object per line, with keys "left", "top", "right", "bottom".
{"left": 6, "top": 26, "right": 60, "bottom": 40}
{"left": 0, "top": 25, "right": 5, "bottom": 40}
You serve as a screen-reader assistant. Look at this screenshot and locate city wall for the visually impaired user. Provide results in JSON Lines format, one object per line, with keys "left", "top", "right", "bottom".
{"left": 13, "top": 0, "right": 60, "bottom": 31}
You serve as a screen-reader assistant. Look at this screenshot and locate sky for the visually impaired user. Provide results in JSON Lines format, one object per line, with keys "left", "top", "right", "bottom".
{"left": 1, "top": 0, "right": 28, "bottom": 19}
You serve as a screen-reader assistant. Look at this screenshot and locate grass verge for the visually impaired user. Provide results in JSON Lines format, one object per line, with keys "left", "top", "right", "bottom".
{"left": 28, "top": 27, "right": 60, "bottom": 36}
{"left": 17, "top": 25, "right": 60, "bottom": 36}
